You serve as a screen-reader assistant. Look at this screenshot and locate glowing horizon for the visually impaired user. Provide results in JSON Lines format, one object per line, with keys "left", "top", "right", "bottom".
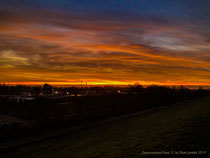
{"left": 2, "top": 81, "right": 210, "bottom": 87}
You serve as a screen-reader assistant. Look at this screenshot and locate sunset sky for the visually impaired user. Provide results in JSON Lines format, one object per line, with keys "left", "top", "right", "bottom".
{"left": 0, "top": 0, "right": 210, "bottom": 86}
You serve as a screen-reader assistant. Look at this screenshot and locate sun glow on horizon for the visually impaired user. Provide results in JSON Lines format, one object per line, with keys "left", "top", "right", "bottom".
{"left": 2, "top": 81, "right": 210, "bottom": 87}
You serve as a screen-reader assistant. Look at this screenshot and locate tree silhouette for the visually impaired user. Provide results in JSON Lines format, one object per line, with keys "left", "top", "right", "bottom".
{"left": 43, "top": 84, "right": 52, "bottom": 95}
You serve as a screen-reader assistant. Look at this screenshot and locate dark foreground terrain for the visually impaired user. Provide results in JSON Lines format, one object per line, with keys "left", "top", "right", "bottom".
{"left": 1, "top": 96, "right": 210, "bottom": 158}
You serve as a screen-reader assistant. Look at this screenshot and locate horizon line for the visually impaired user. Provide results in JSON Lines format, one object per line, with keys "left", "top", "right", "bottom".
{"left": 1, "top": 81, "right": 210, "bottom": 87}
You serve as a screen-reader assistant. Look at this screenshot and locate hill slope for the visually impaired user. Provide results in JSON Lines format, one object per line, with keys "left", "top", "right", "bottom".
{"left": 1, "top": 96, "right": 210, "bottom": 158}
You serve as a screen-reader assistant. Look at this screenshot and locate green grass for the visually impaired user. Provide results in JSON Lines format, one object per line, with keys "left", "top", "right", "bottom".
{"left": 1, "top": 96, "right": 210, "bottom": 158}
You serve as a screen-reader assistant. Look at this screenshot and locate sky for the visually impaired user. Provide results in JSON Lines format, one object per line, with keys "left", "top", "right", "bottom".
{"left": 0, "top": 0, "right": 210, "bottom": 86}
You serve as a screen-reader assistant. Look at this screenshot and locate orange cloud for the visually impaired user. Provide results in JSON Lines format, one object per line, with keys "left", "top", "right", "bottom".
{"left": 0, "top": 9, "right": 210, "bottom": 86}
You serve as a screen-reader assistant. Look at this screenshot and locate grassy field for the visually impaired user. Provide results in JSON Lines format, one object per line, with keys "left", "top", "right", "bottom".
{"left": 1, "top": 96, "right": 210, "bottom": 158}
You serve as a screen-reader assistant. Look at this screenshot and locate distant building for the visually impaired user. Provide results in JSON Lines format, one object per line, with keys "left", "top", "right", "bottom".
{"left": 13, "top": 96, "right": 35, "bottom": 103}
